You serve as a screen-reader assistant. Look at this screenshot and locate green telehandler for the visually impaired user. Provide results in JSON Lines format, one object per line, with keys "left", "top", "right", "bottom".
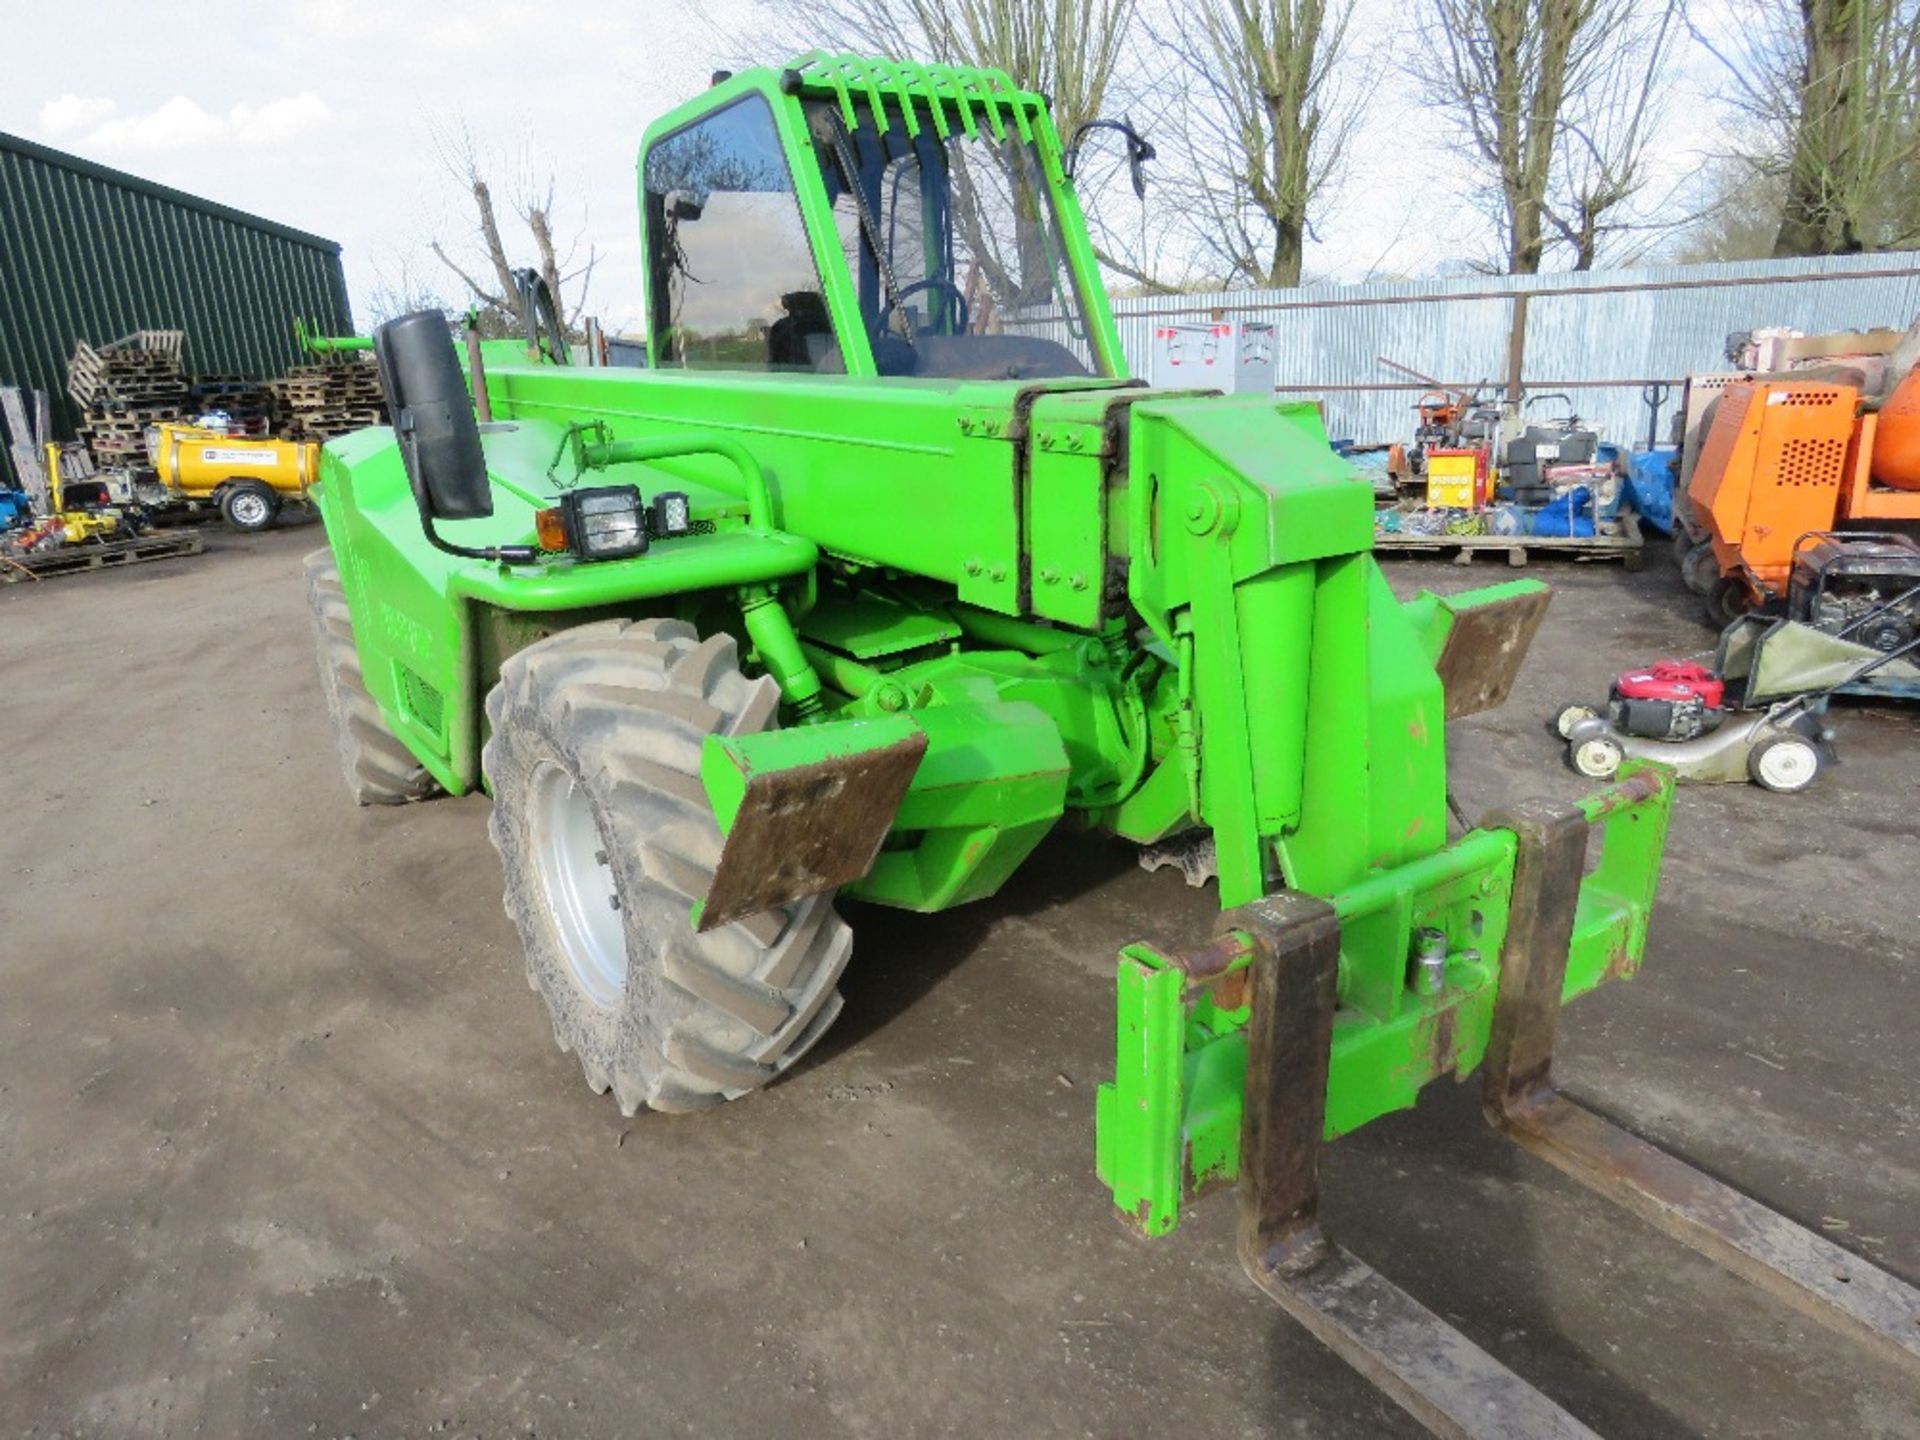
{"left": 307, "top": 52, "right": 1919, "bottom": 1433}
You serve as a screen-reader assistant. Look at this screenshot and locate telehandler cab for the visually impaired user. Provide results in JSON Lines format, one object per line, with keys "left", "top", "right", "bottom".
{"left": 308, "top": 52, "right": 1919, "bottom": 1434}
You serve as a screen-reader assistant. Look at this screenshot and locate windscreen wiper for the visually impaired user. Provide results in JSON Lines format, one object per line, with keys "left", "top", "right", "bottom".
{"left": 822, "top": 110, "right": 914, "bottom": 350}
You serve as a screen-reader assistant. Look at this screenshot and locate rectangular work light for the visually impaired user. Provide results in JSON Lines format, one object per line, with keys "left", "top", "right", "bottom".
{"left": 562, "top": 485, "right": 648, "bottom": 560}
{"left": 533, "top": 486, "right": 697, "bottom": 561}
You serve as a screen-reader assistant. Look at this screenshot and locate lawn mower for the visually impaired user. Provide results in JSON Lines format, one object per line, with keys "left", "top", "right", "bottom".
{"left": 1555, "top": 598, "right": 1920, "bottom": 791}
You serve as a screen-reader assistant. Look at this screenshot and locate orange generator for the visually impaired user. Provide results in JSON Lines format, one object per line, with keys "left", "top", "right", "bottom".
{"left": 1689, "top": 375, "right": 1920, "bottom": 620}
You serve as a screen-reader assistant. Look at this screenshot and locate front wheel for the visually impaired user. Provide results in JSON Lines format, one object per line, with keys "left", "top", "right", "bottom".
{"left": 483, "top": 618, "right": 854, "bottom": 1115}
{"left": 1747, "top": 732, "right": 1823, "bottom": 794}
{"left": 1571, "top": 734, "right": 1625, "bottom": 780}
{"left": 1680, "top": 540, "right": 1721, "bottom": 597}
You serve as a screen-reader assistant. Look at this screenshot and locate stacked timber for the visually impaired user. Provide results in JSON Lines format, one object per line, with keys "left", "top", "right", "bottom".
{"left": 67, "top": 332, "right": 189, "bottom": 467}
{"left": 267, "top": 355, "right": 386, "bottom": 442}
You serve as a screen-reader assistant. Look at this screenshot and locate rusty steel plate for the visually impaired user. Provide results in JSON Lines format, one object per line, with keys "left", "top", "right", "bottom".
{"left": 697, "top": 730, "right": 928, "bottom": 931}
{"left": 1436, "top": 589, "right": 1554, "bottom": 720}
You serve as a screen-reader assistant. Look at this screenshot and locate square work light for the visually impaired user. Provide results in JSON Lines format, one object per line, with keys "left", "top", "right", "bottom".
{"left": 562, "top": 485, "right": 648, "bottom": 560}
{"left": 650, "top": 490, "right": 692, "bottom": 538}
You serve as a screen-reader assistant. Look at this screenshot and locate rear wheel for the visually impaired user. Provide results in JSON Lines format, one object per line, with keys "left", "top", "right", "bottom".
{"left": 304, "top": 550, "right": 440, "bottom": 805}
{"left": 483, "top": 618, "right": 853, "bottom": 1114}
{"left": 1707, "top": 576, "right": 1755, "bottom": 627}
{"left": 221, "top": 480, "right": 280, "bottom": 532}
{"left": 1747, "top": 732, "right": 1822, "bottom": 793}
{"left": 1553, "top": 701, "right": 1600, "bottom": 739}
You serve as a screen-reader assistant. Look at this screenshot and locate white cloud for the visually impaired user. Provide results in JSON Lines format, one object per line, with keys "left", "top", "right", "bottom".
{"left": 51, "top": 92, "right": 339, "bottom": 152}
{"left": 37, "top": 93, "right": 116, "bottom": 135}
{"left": 87, "top": 96, "right": 225, "bottom": 151}
{"left": 231, "top": 92, "right": 338, "bottom": 145}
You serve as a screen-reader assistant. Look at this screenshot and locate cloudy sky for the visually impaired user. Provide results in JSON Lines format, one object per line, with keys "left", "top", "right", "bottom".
{"left": 3, "top": 0, "right": 1740, "bottom": 336}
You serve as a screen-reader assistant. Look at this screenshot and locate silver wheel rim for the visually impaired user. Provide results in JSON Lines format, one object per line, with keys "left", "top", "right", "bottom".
{"left": 1574, "top": 739, "right": 1620, "bottom": 777}
{"left": 1757, "top": 739, "right": 1816, "bottom": 791}
{"left": 231, "top": 492, "right": 268, "bottom": 526}
{"left": 528, "top": 760, "right": 626, "bottom": 1007}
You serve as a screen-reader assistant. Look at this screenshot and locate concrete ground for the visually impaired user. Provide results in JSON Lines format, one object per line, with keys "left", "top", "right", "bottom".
{"left": 1, "top": 519, "right": 1914, "bottom": 1439}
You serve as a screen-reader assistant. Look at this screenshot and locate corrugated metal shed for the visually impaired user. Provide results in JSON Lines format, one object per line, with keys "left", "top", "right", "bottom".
{"left": 1093, "top": 253, "right": 1920, "bottom": 447}
{"left": 0, "top": 129, "right": 353, "bottom": 478}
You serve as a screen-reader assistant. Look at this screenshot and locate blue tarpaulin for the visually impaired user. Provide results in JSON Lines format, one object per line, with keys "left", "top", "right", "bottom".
{"left": 1624, "top": 448, "right": 1679, "bottom": 534}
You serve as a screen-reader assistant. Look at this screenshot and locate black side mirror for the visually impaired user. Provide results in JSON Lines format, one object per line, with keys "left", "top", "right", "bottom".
{"left": 373, "top": 311, "right": 492, "bottom": 521}
{"left": 1063, "top": 117, "right": 1156, "bottom": 200}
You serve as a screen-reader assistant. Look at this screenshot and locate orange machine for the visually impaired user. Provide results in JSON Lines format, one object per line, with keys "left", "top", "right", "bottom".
{"left": 1874, "top": 364, "right": 1920, "bottom": 490}
{"left": 1689, "top": 377, "right": 1920, "bottom": 618}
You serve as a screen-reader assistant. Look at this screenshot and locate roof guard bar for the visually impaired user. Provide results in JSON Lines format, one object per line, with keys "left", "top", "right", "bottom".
{"left": 923, "top": 64, "right": 980, "bottom": 137}
{"left": 897, "top": 61, "right": 949, "bottom": 140}
{"left": 785, "top": 52, "right": 1045, "bottom": 148}
{"left": 878, "top": 58, "right": 920, "bottom": 139}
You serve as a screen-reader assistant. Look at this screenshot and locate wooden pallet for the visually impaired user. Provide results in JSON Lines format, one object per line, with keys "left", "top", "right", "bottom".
{"left": 1373, "top": 514, "right": 1646, "bottom": 569}
{"left": 67, "top": 332, "right": 185, "bottom": 405}
{"left": 1, "top": 530, "right": 203, "bottom": 583}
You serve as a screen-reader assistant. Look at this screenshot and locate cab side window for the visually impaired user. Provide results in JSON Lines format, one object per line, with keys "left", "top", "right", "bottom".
{"left": 644, "top": 93, "right": 832, "bottom": 371}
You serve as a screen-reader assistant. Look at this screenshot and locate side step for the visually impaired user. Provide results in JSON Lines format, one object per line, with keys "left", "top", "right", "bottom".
{"left": 1227, "top": 803, "right": 1920, "bottom": 1438}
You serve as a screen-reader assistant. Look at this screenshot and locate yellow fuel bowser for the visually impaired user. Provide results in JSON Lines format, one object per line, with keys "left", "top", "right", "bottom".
{"left": 148, "top": 425, "right": 319, "bottom": 531}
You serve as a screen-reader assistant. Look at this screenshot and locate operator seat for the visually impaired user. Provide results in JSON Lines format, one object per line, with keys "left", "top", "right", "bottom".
{"left": 767, "top": 290, "right": 834, "bottom": 370}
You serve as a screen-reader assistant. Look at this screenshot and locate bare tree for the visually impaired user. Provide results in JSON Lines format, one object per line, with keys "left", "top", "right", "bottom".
{"left": 1407, "top": 0, "right": 1657, "bottom": 274}
{"left": 1541, "top": 0, "right": 1682, "bottom": 270}
{"left": 940, "top": 1, "right": 1150, "bottom": 288}
{"left": 427, "top": 123, "right": 601, "bottom": 334}
{"left": 1668, "top": 154, "right": 1790, "bottom": 264}
{"left": 1692, "top": 0, "right": 1920, "bottom": 256}
{"left": 1149, "top": 0, "right": 1360, "bottom": 288}
{"left": 365, "top": 253, "right": 454, "bottom": 328}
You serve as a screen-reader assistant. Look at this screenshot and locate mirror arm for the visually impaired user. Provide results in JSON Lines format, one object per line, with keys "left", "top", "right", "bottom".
{"left": 395, "top": 411, "right": 537, "bottom": 566}
{"left": 1061, "top": 117, "right": 1156, "bottom": 197}
{"left": 374, "top": 310, "right": 539, "bottom": 568}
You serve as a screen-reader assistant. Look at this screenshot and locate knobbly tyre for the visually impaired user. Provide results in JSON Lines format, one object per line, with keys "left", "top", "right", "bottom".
{"left": 306, "top": 53, "right": 1920, "bottom": 1434}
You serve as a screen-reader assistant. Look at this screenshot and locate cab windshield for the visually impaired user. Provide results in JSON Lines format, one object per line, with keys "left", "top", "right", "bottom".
{"left": 803, "top": 98, "right": 1100, "bottom": 381}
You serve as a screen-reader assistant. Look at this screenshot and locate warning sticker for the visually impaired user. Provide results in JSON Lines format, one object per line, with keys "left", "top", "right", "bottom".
{"left": 200, "top": 448, "right": 272, "bottom": 465}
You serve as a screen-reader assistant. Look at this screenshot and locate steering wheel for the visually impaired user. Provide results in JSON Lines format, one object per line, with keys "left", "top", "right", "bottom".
{"left": 878, "top": 278, "right": 969, "bottom": 338}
